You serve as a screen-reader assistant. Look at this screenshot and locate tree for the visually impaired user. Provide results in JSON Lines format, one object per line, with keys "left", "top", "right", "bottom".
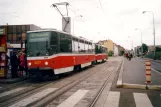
{"left": 120, "top": 50, "right": 125, "bottom": 56}
{"left": 142, "top": 43, "right": 148, "bottom": 54}
{"left": 108, "top": 50, "right": 113, "bottom": 56}
{"left": 156, "top": 47, "right": 161, "bottom": 52}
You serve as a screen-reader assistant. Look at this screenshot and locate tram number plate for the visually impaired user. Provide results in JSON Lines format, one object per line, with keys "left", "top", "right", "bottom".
{"left": 34, "top": 61, "right": 41, "bottom": 64}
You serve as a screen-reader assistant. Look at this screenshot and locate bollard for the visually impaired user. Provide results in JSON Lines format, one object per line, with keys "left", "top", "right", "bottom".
{"left": 145, "top": 60, "right": 151, "bottom": 84}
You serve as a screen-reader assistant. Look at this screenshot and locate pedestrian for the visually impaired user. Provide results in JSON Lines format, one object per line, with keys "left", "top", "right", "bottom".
{"left": 23, "top": 51, "right": 28, "bottom": 78}
{"left": 10, "top": 50, "right": 19, "bottom": 78}
{"left": 19, "top": 51, "right": 25, "bottom": 77}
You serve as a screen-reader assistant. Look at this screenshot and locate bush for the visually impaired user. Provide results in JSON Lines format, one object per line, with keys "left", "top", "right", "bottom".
{"left": 145, "top": 52, "right": 161, "bottom": 60}
{"left": 108, "top": 50, "right": 113, "bottom": 56}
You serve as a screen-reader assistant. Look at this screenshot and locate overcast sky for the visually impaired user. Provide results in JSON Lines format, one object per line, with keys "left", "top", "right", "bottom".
{"left": 0, "top": 0, "right": 161, "bottom": 49}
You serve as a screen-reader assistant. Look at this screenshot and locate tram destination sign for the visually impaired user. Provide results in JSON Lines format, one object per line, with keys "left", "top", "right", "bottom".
{"left": 0, "top": 28, "right": 5, "bottom": 35}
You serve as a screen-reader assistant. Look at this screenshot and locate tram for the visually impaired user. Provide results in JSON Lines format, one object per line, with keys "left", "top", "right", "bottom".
{"left": 26, "top": 29, "right": 107, "bottom": 78}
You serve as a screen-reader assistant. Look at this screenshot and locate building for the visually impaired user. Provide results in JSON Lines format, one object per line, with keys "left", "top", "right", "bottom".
{"left": 114, "top": 43, "right": 119, "bottom": 56}
{"left": 98, "top": 39, "right": 125, "bottom": 56}
{"left": 118, "top": 45, "right": 125, "bottom": 56}
{"left": 98, "top": 39, "right": 114, "bottom": 52}
{"left": 0, "top": 24, "right": 41, "bottom": 56}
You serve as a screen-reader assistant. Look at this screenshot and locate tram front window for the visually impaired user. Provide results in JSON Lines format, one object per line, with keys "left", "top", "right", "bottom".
{"left": 27, "top": 31, "right": 57, "bottom": 57}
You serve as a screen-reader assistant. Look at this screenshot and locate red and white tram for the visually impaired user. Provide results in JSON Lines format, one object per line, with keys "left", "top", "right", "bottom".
{"left": 95, "top": 44, "right": 108, "bottom": 63}
{"left": 26, "top": 29, "right": 107, "bottom": 78}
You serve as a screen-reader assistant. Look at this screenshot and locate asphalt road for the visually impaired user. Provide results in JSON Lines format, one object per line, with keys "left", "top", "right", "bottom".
{"left": 123, "top": 57, "right": 161, "bottom": 85}
{"left": 141, "top": 58, "right": 161, "bottom": 72}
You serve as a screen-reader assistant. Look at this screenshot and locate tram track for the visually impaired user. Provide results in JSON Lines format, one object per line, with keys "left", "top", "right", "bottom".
{"left": 29, "top": 63, "right": 109, "bottom": 107}
{"left": 88, "top": 61, "right": 122, "bottom": 107}
{"left": 1, "top": 62, "right": 106, "bottom": 107}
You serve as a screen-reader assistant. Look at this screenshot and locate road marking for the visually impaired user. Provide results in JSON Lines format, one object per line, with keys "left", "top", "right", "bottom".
{"left": 104, "top": 91, "right": 120, "bottom": 107}
{"left": 133, "top": 93, "right": 153, "bottom": 107}
{"left": 0, "top": 87, "right": 26, "bottom": 98}
{"left": 151, "top": 68, "right": 161, "bottom": 76}
{"left": 57, "top": 89, "right": 89, "bottom": 107}
{"left": 9, "top": 88, "right": 57, "bottom": 107}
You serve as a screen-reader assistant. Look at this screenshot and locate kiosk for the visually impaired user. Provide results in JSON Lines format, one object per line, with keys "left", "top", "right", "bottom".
{"left": 0, "top": 27, "right": 7, "bottom": 78}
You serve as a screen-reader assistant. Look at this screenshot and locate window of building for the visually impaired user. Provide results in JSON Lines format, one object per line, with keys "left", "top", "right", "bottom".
{"left": 16, "top": 25, "right": 22, "bottom": 33}
{"left": 22, "top": 32, "right": 26, "bottom": 41}
{"left": 22, "top": 25, "right": 26, "bottom": 31}
{"left": 13, "top": 26, "right": 16, "bottom": 33}
{"left": 8, "top": 34, "right": 12, "bottom": 41}
{"left": 17, "top": 34, "right": 22, "bottom": 41}
{"left": 8, "top": 26, "right": 13, "bottom": 34}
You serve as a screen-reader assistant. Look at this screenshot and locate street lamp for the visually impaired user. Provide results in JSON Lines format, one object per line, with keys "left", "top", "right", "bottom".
{"left": 142, "top": 11, "right": 156, "bottom": 60}
{"left": 135, "top": 28, "right": 143, "bottom": 55}
{"left": 73, "top": 15, "right": 83, "bottom": 35}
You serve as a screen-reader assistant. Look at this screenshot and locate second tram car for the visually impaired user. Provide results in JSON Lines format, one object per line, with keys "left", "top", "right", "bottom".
{"left": 95, "top": 44, "right": 108, "bottom": 63}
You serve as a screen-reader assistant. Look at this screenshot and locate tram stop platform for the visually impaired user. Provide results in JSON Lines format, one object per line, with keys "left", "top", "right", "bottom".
{"left": 117, "top": 57, "right": 161, "bottom": 90}
{"left": 0, "top": 78, "right": 25, "bottom": 84}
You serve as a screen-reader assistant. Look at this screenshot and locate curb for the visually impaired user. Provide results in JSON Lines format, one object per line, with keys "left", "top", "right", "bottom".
{"left": 122, "top": 83, "right": 161, "bottom": 90}
{"left": 116, "top": 58, "right": 124, "bottom": 88}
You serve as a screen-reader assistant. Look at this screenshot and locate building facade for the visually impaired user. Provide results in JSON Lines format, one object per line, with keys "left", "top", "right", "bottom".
{"left": 0, "top": 24, "right": 41, "bottom": 56}
{"left": 114, "top": 43, "right": 119, "bottom": 56}
{"left": 118, "top": 45, "right": 125, "bottom": 56}
{"left": 99, "top": 39, "right": 114, "bottom": 52}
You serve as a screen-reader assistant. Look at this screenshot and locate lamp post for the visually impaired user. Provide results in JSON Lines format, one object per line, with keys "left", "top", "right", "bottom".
{"left": 142, "top": 11, "right": 156, "bottom": 60}
{"left": 135, "top": 28, "right": 143, "bottom": 55}
{"left": 73, "top": 15, "right": 83, "bottom": 35}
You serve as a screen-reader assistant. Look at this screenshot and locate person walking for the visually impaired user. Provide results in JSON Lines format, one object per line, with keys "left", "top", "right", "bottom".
{"left": 19, "top": 52, "right": 25, "bottom": 77}
{"left": 10, "top": 50, "right": 19, "bottom": 78}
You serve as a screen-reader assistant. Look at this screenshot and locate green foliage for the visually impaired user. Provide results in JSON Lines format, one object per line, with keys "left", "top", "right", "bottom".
{"left": 142, "top": 43, "right": 148, "bottom": 53}
{"left": 145, "top": 52, "right": 161, "bottom": 60}
{"left": 108, "top": 50, "right": 113, "bottom": 56}
{"left": 120, "top": 50, "right": 125, "bottom": 56}
{"left": 156, "top": 47, "right": 161, "bottom": 52}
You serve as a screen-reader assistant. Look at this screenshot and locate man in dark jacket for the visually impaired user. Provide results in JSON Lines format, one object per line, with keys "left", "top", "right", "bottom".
{"left": 10, "top": 50, "right": 19, "bottom": 78}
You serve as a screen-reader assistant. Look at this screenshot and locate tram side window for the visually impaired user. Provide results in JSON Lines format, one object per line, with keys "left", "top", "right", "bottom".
{"left": 79, "top": 40, "right": 85, "bottom": 52}
{"left": 73, "top": 39, "right": 79, "bottom": 53}
{"left": 50, "top": 32, "right": 58, "bottom": 54}
{"left": 89, "top": 43, "right": 93, "bottom": 53}
{"left": 60, "top": 33, "right": 72, "bottom": 52}
{"left": 85, "top": 42, "right": 89, "bottom": 53}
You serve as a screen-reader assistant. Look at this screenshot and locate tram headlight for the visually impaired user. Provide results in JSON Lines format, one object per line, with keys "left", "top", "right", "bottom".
{"left": 28, "top": 62, "right": 31, "bottom": 66}
{"left": 45, "top": 62, "right": 48, "bottom": 65}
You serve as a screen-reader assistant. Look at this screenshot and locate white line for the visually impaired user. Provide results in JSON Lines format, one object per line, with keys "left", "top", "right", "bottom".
{"left": 133, "top": 93, "right": 153, "bottom": 107}
{"left": 9, "top": 88, "right": 57, "bottom": 107}
{"left": 57, "top": 89, "right": 89, "bottom": 107}
{"left": 104, "top": 91, "right": 120, "bottom": 107}
{"left": 151, "top": 68, "right": 161, "bottom": 76}
{"left": 0, "top": 87, "right": 26, "bottom": 98}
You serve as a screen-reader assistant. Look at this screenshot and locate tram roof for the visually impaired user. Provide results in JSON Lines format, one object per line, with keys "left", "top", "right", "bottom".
{"left": 27, "top": 29, "right": 93, "bottom": 44}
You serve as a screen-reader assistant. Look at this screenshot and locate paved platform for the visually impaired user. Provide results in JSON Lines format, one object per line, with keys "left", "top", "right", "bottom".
{"left": 123, "top": 57, "right": 161, "bottom": 85}
{"left": 0, "top": 78, "right": 25, "bottom": 84}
